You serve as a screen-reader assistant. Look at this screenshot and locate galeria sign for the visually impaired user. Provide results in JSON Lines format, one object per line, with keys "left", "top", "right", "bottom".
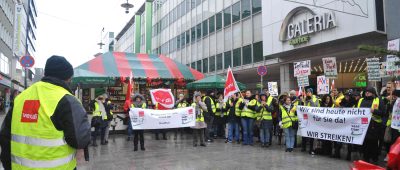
{"left": 129, "top": 107, "right": 195, "bottom": 130}
{"left": 296, "top": 106, "right": 371, "bottom": 145}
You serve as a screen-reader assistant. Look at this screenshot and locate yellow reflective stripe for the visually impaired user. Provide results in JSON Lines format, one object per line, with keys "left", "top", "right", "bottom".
{"left": 12, "top": 134, "right": 66, "bottom": 147}
{"left": 11, "top": 153, "right": 75, "bottom": 168}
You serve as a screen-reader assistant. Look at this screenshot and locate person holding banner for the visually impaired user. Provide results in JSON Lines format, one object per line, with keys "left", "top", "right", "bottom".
{"left": 278, "top": 96, "right": 298, "bottom": 152}
{"left": 239, "top": 90, "right": 258, "bottom": 146}
{"left": 357, "top": 87, "right": 386, "bottom": 163}
{"left": 174, "top": 94, "right": 189, "bottom": 140}
{"left": 154, "top": 102, "right": 168, "bottom": 140}
{"left": 131, "top": 94, "right": 147, "bottom": 151}
{"left": 226, "top": 93, "right": 242, "bottom": 144}
{"left": 203, "top": 90, "right": 216, "bottom": 142}
{"left": 302, "top": 88, "right": 320, "bottom": 155}
{"left": 257, "top": 92, "right": 275, "bottom": 147}
{"left": 320, "top": 94, "right": 334, "bottom": 156}
{"left": 192, "top": 92, "right": 208, "bottom": 147}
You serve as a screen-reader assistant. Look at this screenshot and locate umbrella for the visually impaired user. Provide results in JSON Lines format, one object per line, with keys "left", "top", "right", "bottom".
{"left": 186, "top": 75, "right": 246, "bottom": 90}
{"left": 73, "top": 52, "right": 204, "bottom": 85}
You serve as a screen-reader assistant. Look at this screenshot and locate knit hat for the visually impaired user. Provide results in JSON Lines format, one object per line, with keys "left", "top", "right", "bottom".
{"left": 194, "top": 91, "right": 202, "bottom": 97}
{"left": 44, "top": 55, "right": 74, "bottom": 80}
{"left": 365, "top": 87, "right": 377, "bottom": 96}
{"left": 306, "top": 88, "right": 313, "bottom": 94}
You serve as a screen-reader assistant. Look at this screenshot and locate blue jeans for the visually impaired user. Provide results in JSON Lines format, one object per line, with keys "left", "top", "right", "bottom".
{"left": 127, "top": 119, "right": 133, "bottom": 138}
{"left": 284, "top": 128, "right": 296, "bottom": 149}
{"left": 260, "top": 125, "right": 272, "bottom": 144}
{"left": 228, "top": 122, "right": 240, "bottom": 142}
{"left": 241, "top": 118, "right": 254, "bottom": 145}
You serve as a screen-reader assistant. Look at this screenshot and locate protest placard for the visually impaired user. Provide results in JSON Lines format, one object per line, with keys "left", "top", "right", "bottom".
{"left": 366, "top": 58, "right": 381, "bottom": 81}
{"left": 317, "top": 76, "right": 329, "bottom": 95}
{"left": 294, "top": 60, "right": 311, "bottom": 77}
{"left": 297, "top": 76, "right": 309, "bottom": 87}
{"left": 322, "top": 57, "right": 337, "bottom": 79}
{"left": 268, "top": 82, "right": 278, "bottom": 96}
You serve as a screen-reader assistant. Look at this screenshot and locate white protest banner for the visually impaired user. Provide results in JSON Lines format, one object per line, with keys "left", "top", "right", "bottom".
{"left": 129, "top": 107, "right": 195, "bottom": 130}
{"left": 297, "top": 76, "right": 309, "bottom": 87}
{"left": 391, "top": 99, "right": 400, "bottom": 130}
{"left": 322, "top": 57, "right": 337, "bottom": 79}
{"left": 317, "top": 76, "right": 329, "bottom": 95}
{"left": 297, "top": 106, "right": 371, "bottom": 145}
{"left": 268, "top": 82, "right": 278, "bottom": 96}
{"left": 294, "top": 60, "right": 311, "bottom": 77}
{"left": 366, "top": 58, "right": 381, "bottom": 81}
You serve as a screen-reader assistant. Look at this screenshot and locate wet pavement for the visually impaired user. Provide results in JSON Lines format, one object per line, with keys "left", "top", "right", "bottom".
{"left": 76, "top": 133, "right": 353, "bottom": 170}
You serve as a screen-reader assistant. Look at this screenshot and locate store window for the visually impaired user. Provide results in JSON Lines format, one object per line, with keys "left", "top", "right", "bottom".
{"left": 197, "top": 60, "right": 202, "bottom": 72}
{"left": 196, "top": 23, "right": 202, "bottom": 40}
{"left": 216, "top": 53, "right": 223, "bottom": 70}
{"left": 209, "top": 16, "right": 215, "bottom": 33}
{"left": 232, "top": 2, "right": 240, "bottom": 23}
{"left": 241, "top": 0, "right": 251, "bottom": 19}
{"left": 223, "top": 6, "right": 231, "bottom": 27}
{"left": 224, "top": 51, "right": 232, "bottom": 69}
{"left": 242, "top": 44, "right": 252, "bottom": 65}
{"left": 252, "top": 0, "right": 262, "bottom": 14}
{"left": 233, "top": 48, "right": 241, "bottom": 67}
{"left": 253, "top": 41, "right": 263, "bottom": 62}
{"left": 216, "top": 12, "right": 223, "bottom": 31}
{"left": 202, "top": 20, "right": 208, "bottom": 37}
{"left": 191, "top": 27, "right": 196, "bottom": 43}
{"left": 203, "top": 58, "right": 208, "bottom": 73}
{"left": 0, "top": 53, "right": 9, "bottom": 75}
{"left": 209, "top": 55, "right": 215, "bottom": 72}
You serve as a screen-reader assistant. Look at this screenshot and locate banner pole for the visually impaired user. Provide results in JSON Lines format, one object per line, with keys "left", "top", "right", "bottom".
{"left": 260, "top": 75, "right": 263, "bottom": 92}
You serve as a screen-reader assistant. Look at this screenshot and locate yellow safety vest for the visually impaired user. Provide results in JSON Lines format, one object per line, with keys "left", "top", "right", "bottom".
{"left": 93, "top": 102, "right": 107, "bottom": 120}
{"left": 241, "top": 99, "right": 258, "bottom": 119}
{"left": 357, "top": 98, "right": 382, "bottom": 123}
{"left": 215, "top": 102, "right": 227, "bottom": 116}
{"left": 280, "top": 105, "right": 298, "bottom": 129}
{"left": 258, "top": 96, "right": 273, "bottom": 120}
{"left": 202, "top": 96, "right": 216, "bottom": 113}
{"left": 11, "top": 81, "right": 77, "bottom": 170}
{"left": 387, "top": 113, "right": 392, "bottom": 127}
{"left": 235, "top": 98, "right": 243, "bottom": 117}
{"left": 191, "top": 103, "right": 205, "bottom": 122}
{"left": 131, "top": 103, "right": 147, "bottom": 109}
{"left": 307, "top": 95, "right": 320, "bottom": 107}
{"left": 177, "top": 102, "right": 188, "bottom": 108}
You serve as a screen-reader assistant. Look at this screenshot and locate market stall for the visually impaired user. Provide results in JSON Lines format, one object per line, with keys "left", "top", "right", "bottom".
{"left": 186, "top": 75, "right": 246, "bottom": 90}
{"left": 72, "top": 52, "right": 204, "bottom": 132}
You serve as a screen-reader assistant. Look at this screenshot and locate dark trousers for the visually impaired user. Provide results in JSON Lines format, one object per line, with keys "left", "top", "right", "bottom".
{"left": 155, "top": 129, "right": 167, "bottom": 139}
{"left": 193, "top": 129, "right": 205, "bottom": 145}
{"left": 134, "top": 130, "right": 144, "bottom": 148}
{"left": 322, "top": 140, "right": 333, "bottom": 156}
{"left": 204, "top": 116, "right": 214, "bottom": 140}
{"left": 302, "top": 137, "right": 314, "bottom": 152}
{"left": 363, "top": 135, "right": 379, "bottom": 162}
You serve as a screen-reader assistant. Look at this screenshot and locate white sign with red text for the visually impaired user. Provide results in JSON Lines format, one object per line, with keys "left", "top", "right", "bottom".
{"left": 294, "top": 60, "right": 311, "bottom": 77}
{"left": 322, "top": 57, "right": 338, "bottom": 79}
{"left": 317, "top": 76, "right": 329, "bottom": 95}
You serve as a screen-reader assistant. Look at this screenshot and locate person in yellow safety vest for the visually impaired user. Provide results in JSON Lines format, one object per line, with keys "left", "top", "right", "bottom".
{"left": 226, "top": 93, "right": 242, "bottom": 143}
{"left": 91, "top": 95, "right": 108, "bottom": 147}
{"left": 130, "top": 94, "right": 147, "bottom": 151}
{"left": 357, "top": 87, "right": 386, "bottom": 163}
{"left": 257, "top": 92, "right": 275, "bottom": 147}
{"left": 154, "top": 102, "right": 169, "bottom": 140}
{"left": 239, "top": 90, "right": 258, "bottom": 146}
{"left": 191, "top": 91, "right": 208, "bottom": 147}
{"left": 0, "top": 55, "right": 91, "bottom": 170}
{"left": 214, "top": 94, "right": 227, "bottom": 140}
{"left": 174, "top": 93, "right": 189, "bottom": 140}
{"left": 102, "top": 99, "right": 114, "bottom": 145}
{"left": 278, "top": 95, "right": 298, "bottom": 152}
{"left": 301, "top": 88, "right": 320, "bottom": 155}
{"left": 202, "top": 90, "right": 216, "bottom": 142}
{"left": 331, "top": 88, "right": 345, "bottom": 107}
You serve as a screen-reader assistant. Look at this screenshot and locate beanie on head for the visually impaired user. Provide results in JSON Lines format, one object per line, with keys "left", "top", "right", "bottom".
{"left": 44, "top": 55, "right": 74, "bottom": 80}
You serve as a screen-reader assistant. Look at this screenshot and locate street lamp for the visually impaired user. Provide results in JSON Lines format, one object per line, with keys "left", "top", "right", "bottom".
{"left": 121, "top": 0, "right": 134, "bottom": 14}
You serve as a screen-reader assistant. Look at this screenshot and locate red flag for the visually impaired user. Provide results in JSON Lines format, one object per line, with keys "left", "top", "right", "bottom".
{"left": 224, "top": 67, "right": 240, "bottom": 102}
{"left": 123, "top": 71, "right": 134, "bottom": 112}
{"left": 150, "top": 89, "right": 175, "bottom": 109}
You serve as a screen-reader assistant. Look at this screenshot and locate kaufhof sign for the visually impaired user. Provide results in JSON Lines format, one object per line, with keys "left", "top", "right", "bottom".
{"left": 279, "top": 7, "right": 337, "bottom": 46}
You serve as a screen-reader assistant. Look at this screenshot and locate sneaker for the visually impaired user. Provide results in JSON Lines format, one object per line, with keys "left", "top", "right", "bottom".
{"left": 134, "top": 147, "right": 138, "bottom": 151}
{"left": 207, "top": 139, "right": 213, "bottom": 142}
{"left": 200, "top": 144, "right": 206, "bottom": 147}
{"left": 310, "top": 151, "right": 315, "bottom": 155}
{"left": 141, "top": 147, "right": 145, "bottom": 151}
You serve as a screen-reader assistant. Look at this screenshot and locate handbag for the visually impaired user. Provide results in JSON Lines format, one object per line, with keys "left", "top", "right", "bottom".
{"left": 91, "top": 116, "right": 102, "bottom": 127}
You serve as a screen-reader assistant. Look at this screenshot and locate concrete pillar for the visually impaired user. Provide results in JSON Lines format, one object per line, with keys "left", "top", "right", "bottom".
{"left": 280, "top": 63, "right": 296, "bottom": 94}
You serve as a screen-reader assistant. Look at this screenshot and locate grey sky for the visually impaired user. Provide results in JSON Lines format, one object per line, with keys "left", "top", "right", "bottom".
{"left": 35, "top": 0, "right": 141, "bottom": 68}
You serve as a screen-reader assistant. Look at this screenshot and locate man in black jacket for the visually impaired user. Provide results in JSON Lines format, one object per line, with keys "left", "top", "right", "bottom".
{"left": 0, "top": 56, "right": 91, "bottom": 170}
{"left": 203, "top": 90, "right": 216, "bottom": 142}
{"left": 358, "top": 87, "right": 386, "bottom": 163}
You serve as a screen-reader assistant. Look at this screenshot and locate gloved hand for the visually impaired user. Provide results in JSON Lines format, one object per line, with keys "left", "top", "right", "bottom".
{"left": 279, "top": 121, "right": 282, "bottom": 128}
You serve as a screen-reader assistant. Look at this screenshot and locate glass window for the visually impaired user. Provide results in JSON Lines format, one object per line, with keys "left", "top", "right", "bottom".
{"left": 224, "top": 51, "right": 232, "bottom": 69}
{"left": 209, "top": 55, "right": 216, "bottom": 72}
{"left": 186, "top": 30, "right": 190, "bottom": 44}
{"left": 191, "top": 27, "right": 196, "bottom": 42}
{"left": 203, "top": 58, "right": 208, "bottom": 73}
{"left": 181, "top": 2, "right": 186, "bottom": 16}
{"left": 216, "top": 12, "right": 223, "bottom": 30}
{"left": 233, "top": 48, "right": 241, "bottom": 67}
{"left": 241, "top": 0, "right": 251, "bottom": 19}
{"left": 197, "top": 60, "right": 202, "bottom": 72}
{"left": 181, "top": 32, "right": 186, "bottom": 47}
{"left": 216, "top": 53, "right": 223, "bottom": 70}
{"left": 196, "top": 23, "right": 202, "bottom": 40}
{"left": 252, "top": 0, "right": 262, "bottom": 14}
{"left": 177, "top": 34, "right": 181, "bottom": 49}
{"left": 224, "top": 7, "right": 231, "bottom": 27}
{"left": 191, "top": 62, "right": 196, "bottom": 69}
{"left": 242, "top": 44, "right": 252, "bottom": 65}
{"left": 191, "top": 0, "right": 196, "bottom": 9}
{"left": 253, "top": 41, "right": 263, "bottom": 62}
{"left": 202, "top": 20, "right": 208, "bottom": 37}
{"left": 196, "top": 0, "right": 201, "bottom": 6}
{"left": 232, "top": 2, "right": 240, "bottom": 23}
{"left": 177, "top": 3, "right": 181, "bottom": 18}
{"left": 209, "top": 16, "right": 215, "bottom": 33}
{"left": 186, "top": 0, "right": 190, "bottom": 14}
